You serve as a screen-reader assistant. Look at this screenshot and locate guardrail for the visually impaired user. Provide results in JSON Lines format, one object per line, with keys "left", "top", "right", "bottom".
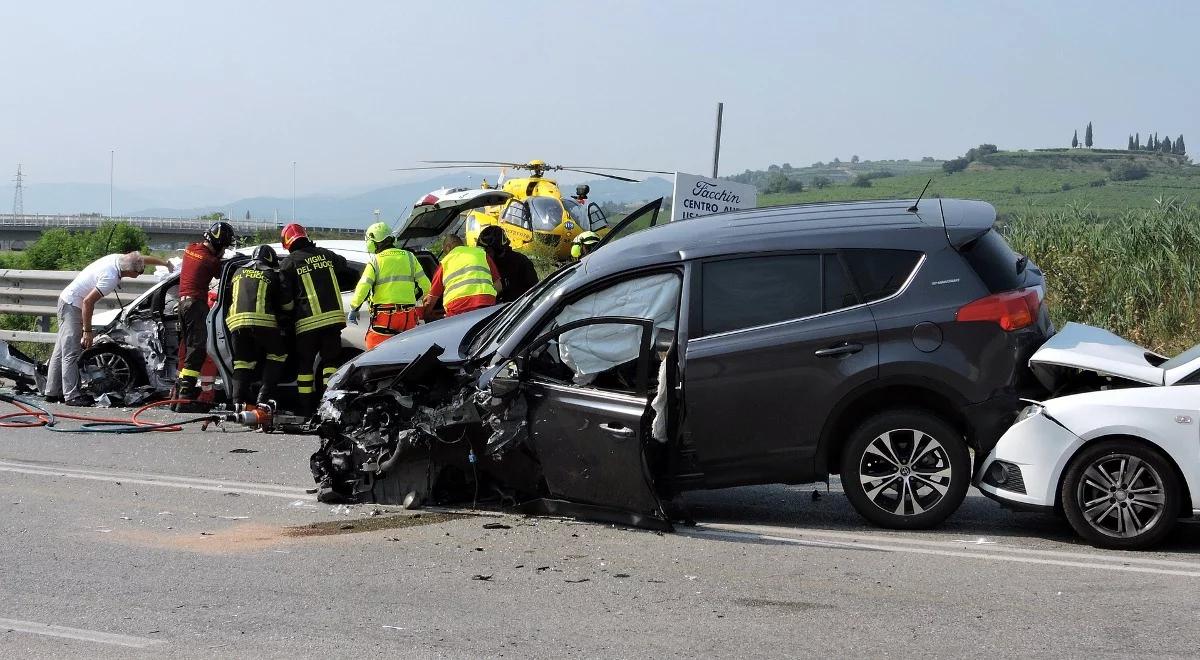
{"left": 0, "top": 270, "right": 162, "bottom": 342}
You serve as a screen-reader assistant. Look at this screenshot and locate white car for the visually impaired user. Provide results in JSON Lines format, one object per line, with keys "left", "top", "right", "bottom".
{"left": 977, "top": 322, "right": 1200, "bottom": 549}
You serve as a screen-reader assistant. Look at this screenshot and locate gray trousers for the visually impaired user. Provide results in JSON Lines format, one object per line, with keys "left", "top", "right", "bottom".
{"left": 46, "top": 301, "right": 84, "bottom": 400}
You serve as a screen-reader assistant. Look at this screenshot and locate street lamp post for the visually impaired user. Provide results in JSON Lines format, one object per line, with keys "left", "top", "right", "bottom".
{"left": 291, "top": 161, "right": 297, "bottom": 224}
{"left": 109, "top": 150, "right": 114, "bottom": 218}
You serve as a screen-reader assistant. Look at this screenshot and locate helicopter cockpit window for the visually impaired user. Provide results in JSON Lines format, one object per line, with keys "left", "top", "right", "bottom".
{"left": 562, "top": 198, "right": 587, "bottom": 228}
{"left": 527, "top": 196, "right": 565, "bottom": 232}
{"left": 501, "top": 201, "right": 531, "bottom": 230}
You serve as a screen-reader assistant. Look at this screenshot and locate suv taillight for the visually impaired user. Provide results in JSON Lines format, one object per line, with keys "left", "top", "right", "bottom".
{"left": 956, "top": 288, "right": 1040, "bottom": 331}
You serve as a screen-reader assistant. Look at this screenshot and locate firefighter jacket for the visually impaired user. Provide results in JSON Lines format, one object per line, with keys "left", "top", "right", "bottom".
{"left": 279, "top": 240, "right": 351, "bottom": 335}
{"left": 226, "top": 262, "right": 293, "bottom": 331}
{"left": 351, "top": 248, "right": 431, "bottom": 309}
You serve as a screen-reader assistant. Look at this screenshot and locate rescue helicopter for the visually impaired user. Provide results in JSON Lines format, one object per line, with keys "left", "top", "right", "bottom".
{"left": 392, "top": 160, "right": 670, "bottom": 259}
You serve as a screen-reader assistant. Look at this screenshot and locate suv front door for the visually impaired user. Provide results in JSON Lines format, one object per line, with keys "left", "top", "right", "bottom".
{"left": 679, "top": 253, "right": 879, "bottom": 487}
{"left": 519, "top": 317, "right": 670, "bottom": 529}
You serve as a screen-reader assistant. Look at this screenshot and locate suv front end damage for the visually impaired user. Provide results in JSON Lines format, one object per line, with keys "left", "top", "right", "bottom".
{"left": 313, "top": 346, "right": 550, "bottom": 516}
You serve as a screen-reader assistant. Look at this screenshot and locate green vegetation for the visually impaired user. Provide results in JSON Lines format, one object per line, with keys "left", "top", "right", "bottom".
{"left": 757, "top": 149, "right": 1198, "bottom": 220}
{"left": 1004, "top": 201, "right": 1200, "bottom": 354}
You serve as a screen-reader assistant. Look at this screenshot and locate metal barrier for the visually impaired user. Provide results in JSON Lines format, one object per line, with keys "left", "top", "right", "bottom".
{"left": 0, "top": 269, "right": 163, "bottom": 342}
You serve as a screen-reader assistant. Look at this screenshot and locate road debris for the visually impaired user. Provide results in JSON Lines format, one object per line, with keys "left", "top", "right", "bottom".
{"left": 482, "top": 522, "right": 512, "bottom": 530}
{"left": 471, "top": 574, "right": 493, "bottom": 581}
{"left": 228, "top": 448, "right": 258, "bottom": 454}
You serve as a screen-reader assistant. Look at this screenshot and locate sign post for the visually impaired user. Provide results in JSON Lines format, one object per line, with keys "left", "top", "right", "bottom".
{"left": 670, "top": 172, "right": 757, "bottom": 222}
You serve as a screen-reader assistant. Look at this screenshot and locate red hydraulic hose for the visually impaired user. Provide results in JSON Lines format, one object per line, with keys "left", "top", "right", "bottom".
{"left": 0, "top": 397, "right": 217, "bottom": 432}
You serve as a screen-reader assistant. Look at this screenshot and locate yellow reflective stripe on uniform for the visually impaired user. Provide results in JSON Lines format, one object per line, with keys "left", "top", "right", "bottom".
{"left": 297, "top": 386, "right": 315, "bottom": 394}
{"left": 300, "top": 271, "right": 320, "bottom": 320}
{"left": 233, "top": 360, "right": 257, "bottom": 370}
{"left": 443, "top": 264, "right": 492, "bottom": 281}
{"left": 178, "top": 368, "right": 201, "bottom": 378}
{"left": 256, "top": 276, "right": 267, "bottom": 316}
{"left": 227, "top": 313, "right": 278, "bottom": 330}
{"left": 266, "top": 353, "right": 287, "bottom": 362}
{"left": 295, "top": 310, "right": 345, "bottom": 333}
{"left": 297, "top": 374, "right": 315, "bottom": 382}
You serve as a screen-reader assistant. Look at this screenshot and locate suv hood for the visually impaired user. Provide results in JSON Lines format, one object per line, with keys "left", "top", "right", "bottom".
{"left": 1029, "top": 322, "right": 1166, "bottom": 387}
{"left": 395, "top": 188, "right": 512, "bottom": 241}
{"left": 350, "top": 305, "right": 503, "bottom": 369}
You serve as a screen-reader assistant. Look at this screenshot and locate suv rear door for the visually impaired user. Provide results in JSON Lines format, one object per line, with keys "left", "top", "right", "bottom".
{"left": 678, "top": 252, "right": 879, "bottom": 488}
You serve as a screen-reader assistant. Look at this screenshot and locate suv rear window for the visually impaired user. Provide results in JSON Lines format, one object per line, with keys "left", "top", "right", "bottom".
{"left": 700, "top": 255, "right": 821, "bottom": 335}
{"left": 841, "top": 250, "right": 922, "bottom": 302}
{"left": 958, "top": 230, "right": 1024, "bottom": 293}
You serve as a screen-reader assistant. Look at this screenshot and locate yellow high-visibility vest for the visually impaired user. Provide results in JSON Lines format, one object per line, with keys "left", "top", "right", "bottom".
{"left": 352, "top": 248, "right": 431, "bottom": 308}
{"left": 441, "top": 246, "right": 496, "bottom": 305}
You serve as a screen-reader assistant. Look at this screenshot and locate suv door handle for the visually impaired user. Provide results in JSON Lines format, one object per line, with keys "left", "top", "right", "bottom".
{"left": 814, "top": 342, "right": 864, "bottom": 358}
{"left": 599, "top": 423, "right": 635, "bottom": 439}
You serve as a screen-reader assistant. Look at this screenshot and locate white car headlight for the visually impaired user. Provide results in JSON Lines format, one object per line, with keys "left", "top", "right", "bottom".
{"left": 1014, "top": 403, "right": 1044, "bottom": 424}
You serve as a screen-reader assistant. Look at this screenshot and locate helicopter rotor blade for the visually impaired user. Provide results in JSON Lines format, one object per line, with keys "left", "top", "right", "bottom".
{"left": 421, "top": 160, "right": 528, "bottom": 168}
{"left": 390, "top": 164, "right": 515, "bottom": 171}
{"left": 561, "top": 168, "right": 642, "bottom": 183}
{"left": 561, "top": 166, "right": 673, "bottom": 175}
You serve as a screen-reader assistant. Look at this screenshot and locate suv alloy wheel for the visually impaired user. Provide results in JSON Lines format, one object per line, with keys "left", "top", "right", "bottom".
{"left": 840, "top": 409, "right": 971, "bottom": 529}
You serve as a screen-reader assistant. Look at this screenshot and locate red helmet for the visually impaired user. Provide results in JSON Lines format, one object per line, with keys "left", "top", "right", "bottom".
{"left": 280, "top": 223, "right": 307, "bottom": 249}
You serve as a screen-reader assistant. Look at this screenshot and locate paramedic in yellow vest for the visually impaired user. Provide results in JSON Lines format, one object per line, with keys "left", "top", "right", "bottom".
{"left": 226, "top": 245, "right": 293, "bottom": 409}
{"left": 347, "top": 222, "right": 432, "bottom": 350}
{"left": 422, "top": 234, "right": 502, "bottom": 318}
{"left": 278, "top": 223, "right": 354, "bottom": 415}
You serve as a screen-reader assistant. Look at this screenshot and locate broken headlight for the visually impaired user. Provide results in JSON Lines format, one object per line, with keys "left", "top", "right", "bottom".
{"left": 1014, "top": 403, "right": 1044, "bottom": 424}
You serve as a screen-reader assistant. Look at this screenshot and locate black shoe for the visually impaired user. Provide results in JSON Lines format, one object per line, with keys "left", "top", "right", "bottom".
{"left": 65, "top": 395, "right": 95, "bottom": 407}
{"left": 44, "top": 394, "right": 64, "bottom": 404}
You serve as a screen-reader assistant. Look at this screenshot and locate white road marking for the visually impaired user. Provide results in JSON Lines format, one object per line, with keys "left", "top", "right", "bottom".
{"left": 0, "top": 459, "right": 308, "bottom": 495}
{"left": 688, "top": 525, "right": 1200, "bottom": 578}
{"left": 0, "top": 461, "right": 305, "bottom": 500}
{"left": 0, "top": 617, "right": 165, "bottom": 648}
{"left": 703, "top": 522, "right": 1200, "bottom": 570}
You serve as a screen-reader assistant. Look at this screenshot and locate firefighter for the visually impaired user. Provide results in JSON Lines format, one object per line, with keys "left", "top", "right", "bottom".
{"left": 226, "top": 245, "right": 292, "bottom": 409}
{"left": 278, "top": 223, "right": 354, "bottom": 414}
{"left": 173, "top": 220, "right": 234, "bottom": 411}
{"left": 347, "top": 222, "right": 432, "bottom": 350}
{"left": 570, "top": 231, "right": 601, "bottom": 260}
{"left": 477, "top": 225, "right": 539, "bottom": 303}
{"left": 422, "top": 234, "right": 502, "bottom": 318}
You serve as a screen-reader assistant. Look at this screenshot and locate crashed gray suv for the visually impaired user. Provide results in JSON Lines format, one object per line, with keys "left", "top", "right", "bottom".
{"left": 314, "top": 197, "right": 1052, "bottom": 530}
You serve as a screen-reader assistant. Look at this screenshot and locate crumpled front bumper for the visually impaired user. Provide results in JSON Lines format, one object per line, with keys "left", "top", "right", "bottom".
{"left": 975, "top": 409, "right": 1083, "bottom": 510}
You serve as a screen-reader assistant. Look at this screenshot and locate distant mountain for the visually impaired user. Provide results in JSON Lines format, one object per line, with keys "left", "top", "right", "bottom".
{"left": 16, "top": 182, "right": 233, "bottom": 215}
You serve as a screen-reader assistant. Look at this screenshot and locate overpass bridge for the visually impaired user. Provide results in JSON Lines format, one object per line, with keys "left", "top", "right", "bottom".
{"left": 0, "top": 214, "right": 362, "bottom": 250}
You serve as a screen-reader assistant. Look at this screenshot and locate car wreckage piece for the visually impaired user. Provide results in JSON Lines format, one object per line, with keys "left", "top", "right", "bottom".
{"left": 0, "top": 340, "right": 45, "bottom": 393}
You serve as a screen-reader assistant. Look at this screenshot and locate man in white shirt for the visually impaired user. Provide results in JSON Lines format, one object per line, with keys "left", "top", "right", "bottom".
{"left": 45, "top": 251, "right": 174, "bottom": 406}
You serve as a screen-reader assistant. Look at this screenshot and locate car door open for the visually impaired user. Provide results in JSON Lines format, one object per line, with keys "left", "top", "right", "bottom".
{"left": 516, "top": 316, "right": 672, "bottom": 530}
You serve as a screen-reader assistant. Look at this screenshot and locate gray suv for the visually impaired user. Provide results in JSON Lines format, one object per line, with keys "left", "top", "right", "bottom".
{"left": 315, "top": 197, "right": 1051, "bottom": 530}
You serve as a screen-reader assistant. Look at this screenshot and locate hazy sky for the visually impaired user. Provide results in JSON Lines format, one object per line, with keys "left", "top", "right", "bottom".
{"left": 1, "top": 0, "right": 1195, "bottom": 199}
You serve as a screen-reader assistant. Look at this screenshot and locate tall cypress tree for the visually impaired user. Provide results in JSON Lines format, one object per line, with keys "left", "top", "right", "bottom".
{"left": 1084, "top": 122, "right": 1094, "bottom": 148}
{"left": 1162, "top": 136, "right": 1172, "bottom": 153}
{"left": 1176, "top": 134, "right": 1186, "bottom": 155}
{"left": 1135, "top": 132, "right": 1141, "bottom": 150}
{"left": 1128, "top": 135, "right": 1135, "bottom": 150}
{"left": 1071, "top": 130, "right": 1079, "bottom": 148}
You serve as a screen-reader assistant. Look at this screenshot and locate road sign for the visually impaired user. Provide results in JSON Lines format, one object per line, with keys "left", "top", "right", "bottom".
{"left": 671, "top": 172, "right": 757, "bottom": 222}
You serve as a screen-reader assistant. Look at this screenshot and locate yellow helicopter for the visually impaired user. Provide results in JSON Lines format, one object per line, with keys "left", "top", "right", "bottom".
{"left": 393, "top": 160, "right": 670, "bottom": 259}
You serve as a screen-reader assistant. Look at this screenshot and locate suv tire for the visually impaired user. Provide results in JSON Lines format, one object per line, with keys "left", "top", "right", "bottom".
{"left": 841, "top": 409, "right": 970, "bottom": 529}
{"left": 1060, "top": 440, "right": 1179, "bottom": 550}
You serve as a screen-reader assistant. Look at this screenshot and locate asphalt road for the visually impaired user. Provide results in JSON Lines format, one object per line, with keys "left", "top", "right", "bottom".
{"left": 1, "top": 401, "right": 1199, "bottom": 658}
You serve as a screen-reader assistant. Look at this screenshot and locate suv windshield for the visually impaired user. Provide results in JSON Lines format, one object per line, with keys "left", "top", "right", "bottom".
{"left": 468, "top": 262, "right": 580, "bottom": 358}
{"left": 527, "top": 196, "right": 564, "bottom": 231}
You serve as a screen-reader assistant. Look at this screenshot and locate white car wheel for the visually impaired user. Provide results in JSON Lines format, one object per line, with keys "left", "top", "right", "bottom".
{"left": 1061, "top": 440, "right": 1180, "bottom": 550}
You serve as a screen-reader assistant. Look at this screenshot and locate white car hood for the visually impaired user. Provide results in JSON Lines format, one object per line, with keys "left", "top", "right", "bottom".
{"left": 1030, "top": 322, "right": 1165, "bottom": 386}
